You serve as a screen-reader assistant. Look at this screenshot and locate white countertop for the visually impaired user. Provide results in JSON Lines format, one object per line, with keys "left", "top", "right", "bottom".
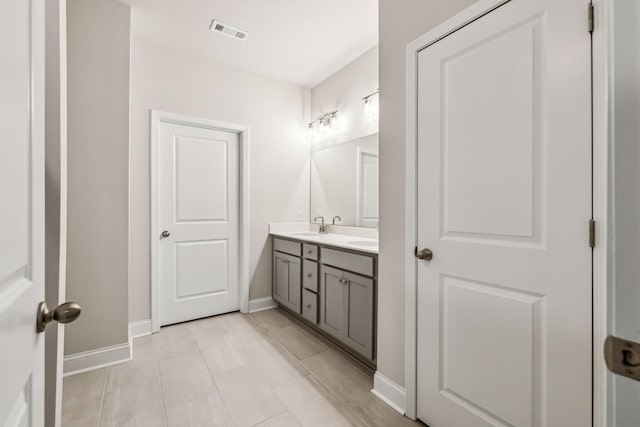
{"left": 270, "top": 230, "right": 379, "bottom": 254}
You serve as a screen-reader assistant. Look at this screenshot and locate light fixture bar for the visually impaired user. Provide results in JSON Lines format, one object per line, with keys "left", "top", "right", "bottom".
{"left": 362, "top": 88, "right": 379, "bottom": 101}
{"left": 308, "top": 110, "right": 338, "bottom": 128}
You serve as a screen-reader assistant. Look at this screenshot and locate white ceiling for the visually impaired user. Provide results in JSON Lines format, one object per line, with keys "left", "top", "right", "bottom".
{"left": 121, "top": 0, "right": 378, "bottom": 88}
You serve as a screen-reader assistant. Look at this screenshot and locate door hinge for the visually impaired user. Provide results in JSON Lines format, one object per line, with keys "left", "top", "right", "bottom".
{"left": 588, "top": 3, "right": 595, "bottom": 33}
{"left": 589, "top": 219, "right": 596, "bottom": 248}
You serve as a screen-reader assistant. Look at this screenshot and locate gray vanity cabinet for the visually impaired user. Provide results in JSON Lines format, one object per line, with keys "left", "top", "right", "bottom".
{"left": 273, "top": 251, "right": 301, "bottom": 313}
{"left": 319, "top": 265, "right": 374, "bottom": 360}
{"left": 272, "top": 235, "right": 376, "bottom": 364}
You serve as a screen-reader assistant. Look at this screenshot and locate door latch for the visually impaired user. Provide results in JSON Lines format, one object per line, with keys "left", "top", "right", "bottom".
{"left": 604, "top": 335, "right": 640, "bottom": 381}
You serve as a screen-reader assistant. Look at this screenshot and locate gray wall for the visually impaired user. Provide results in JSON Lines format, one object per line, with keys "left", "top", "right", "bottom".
{"left": 612, "top": 0, "right": 640, "bottom": 422}
{"left": 65, "top": 0, "right": 130, "bottom": 355}
{"left": 377, "top": 0, "right": 478, "bottom": 386}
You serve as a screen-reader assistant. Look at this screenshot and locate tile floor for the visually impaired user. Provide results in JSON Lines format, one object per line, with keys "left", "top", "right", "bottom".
{"left": 62, "top": 308, "right": 423, "bottom": 427}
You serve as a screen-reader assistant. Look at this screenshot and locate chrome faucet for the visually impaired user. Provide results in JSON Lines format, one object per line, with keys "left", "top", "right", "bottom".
{"left": 332, "top": 215, "right": 342, "bottom": 225}
{"left": 313, "top": 216, "right": 328, "bottom": 234}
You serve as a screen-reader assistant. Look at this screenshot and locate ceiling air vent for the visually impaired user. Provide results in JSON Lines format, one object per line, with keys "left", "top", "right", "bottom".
{"left": 209, "top": 19, "right": 250, "bottom": 42}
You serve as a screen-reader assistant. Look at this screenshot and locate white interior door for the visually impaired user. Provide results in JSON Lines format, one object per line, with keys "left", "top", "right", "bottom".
{"left": 0, "top": 0, "right": 46, "bottom": 426}
{"left": 157, "top": 121, "right": 240, "bottom": 326}
{"left": 357, "top": 151, "right": 379, "bottom": 227}
{"left": 415, "top": 0, "right": 592, "bottom": 426}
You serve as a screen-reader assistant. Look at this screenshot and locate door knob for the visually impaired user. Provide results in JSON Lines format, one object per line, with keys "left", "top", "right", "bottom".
{"left": 415, "top": 247, "right": 434, "bottom": 261}
{"left": 37, "top": 301, "right": 81, "bottom": 333}
{"left": 161, "top": 230, "right": 170, "bottom": 238}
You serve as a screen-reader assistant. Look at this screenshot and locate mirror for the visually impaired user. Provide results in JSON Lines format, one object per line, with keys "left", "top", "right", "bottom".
{"left": 310, "top": 133, "right": 379, "bottom": 227}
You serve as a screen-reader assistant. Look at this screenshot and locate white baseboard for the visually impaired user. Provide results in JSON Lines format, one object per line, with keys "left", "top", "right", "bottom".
{"left": 63, "top": 342, "right": 131, "bottom": 377}
{"left": 249, "top": 297, "right": 277, "bottom": 313}
{"left": 371, "top": 371, "right": 406, "bottom": 415}
{"left": 129, "top": 319, "right": 152, "bottom": 338}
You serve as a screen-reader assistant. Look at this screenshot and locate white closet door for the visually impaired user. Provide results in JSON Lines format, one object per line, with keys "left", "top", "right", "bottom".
{"left": 415, "top": 0, "right": 592, "bottom": 425}
{"left": 0, "top": 0, "right": 46, "bottom": 425}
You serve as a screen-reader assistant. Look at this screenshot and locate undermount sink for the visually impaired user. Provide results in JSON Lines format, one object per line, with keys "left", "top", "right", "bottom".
{"left": 292, "top": 232, "right": 320, "bottom": 236}
{"left": 347, "top": 241, "right": 378, "bottom": 247}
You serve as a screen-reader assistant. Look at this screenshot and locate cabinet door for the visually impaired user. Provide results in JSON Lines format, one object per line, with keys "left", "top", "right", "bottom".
{"left": 344, "top": 272, "right": 374, "bottom": 359}
{"left": 273, "top": 252, "right": 289, "bottom": 305}
{"left": 287, "top": 256, "right": 301, "bottom": 313}
{"left": 319, "top": 265, "right": 345, "bottom": 340}
{"left": 273, "top": 251, "right": 301, "bottom": 313}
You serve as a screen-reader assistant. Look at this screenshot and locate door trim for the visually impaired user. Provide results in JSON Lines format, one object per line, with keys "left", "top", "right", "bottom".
{"left": 590, "top": 1, "right": 613, "bottom": 425}
{"left": 403, "top": 0, "right": 611, "bottom": 422}
{"left": 150, "top": 110, "right": 250, "bottom": 333}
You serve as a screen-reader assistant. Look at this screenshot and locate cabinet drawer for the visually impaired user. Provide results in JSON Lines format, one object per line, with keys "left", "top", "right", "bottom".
{"left": 321, "top": 248, "right": 374, "bottom": 277}
{"left": 273, "top": 238, "right": 301, "bottom": 257}
{"left": 302, "top": 289, "right": 318, "bottom": 324}
{"left": 302, "top": 243, "right": 318, "bottom": 260}
{"left": 302, "top": 259, "right": 318, "bottom": 292}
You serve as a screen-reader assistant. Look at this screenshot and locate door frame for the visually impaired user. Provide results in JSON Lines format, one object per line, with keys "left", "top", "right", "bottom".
{"left": 44, "top": 0, "right": 68, "bottom": 425}
{"left": 403, "top": 0, "right": 612, "bottom": 423}
{"left": 150, "top": 110, "right": 250, "bottom": 333}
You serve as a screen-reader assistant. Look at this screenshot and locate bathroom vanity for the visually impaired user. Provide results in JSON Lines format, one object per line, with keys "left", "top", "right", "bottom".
{"left": 271, "top": 132, "right": 380, "bottom": 365}
{"left": 270, "top": 231, "right": 378, "bottom": 365}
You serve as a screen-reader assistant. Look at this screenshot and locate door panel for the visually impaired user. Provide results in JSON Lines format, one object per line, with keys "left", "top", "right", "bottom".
{"left": 158, "top": 122, "right": 239, "bottom": 325}
{"left": 272, "top": 252, "right": 301, "bottom": 313}
{"left": 320, "top": 266, "right": 345, "bottom": 337}
{"left": 176, "top": 240, "right": 229, "bottom": 299}
{"left": 443, "top": 16, "right": 539, "bottom": 240}
{"left": 274, "top": 253, "right": 289, "bottom": 303}
{"left": 286, "top": 256, "right": 301, "bottom": 310}
{"left": 6, "top": 385, "right": 30, "bottom": 427}
{"left": 440, "top": 276, "right": 542, "bottom": 427}
{"left": 416, "top": 0, "right": 591, "bottom": 426}
{"left": 0, "top": 0, "right": 45, "bottom": 425}
{"left": 175, "top": 135, "right": 228, "bottom": 222}
{"left": 344, "top": 272, "right": 373, "bottom": 359}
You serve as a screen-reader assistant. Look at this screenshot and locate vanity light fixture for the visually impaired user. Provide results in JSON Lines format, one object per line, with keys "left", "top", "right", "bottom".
{"left": 308, "top": 111, "right": 338, "bottom": 137}
{"left": 362, "top": 89, "right": 379, "bottom": 120}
